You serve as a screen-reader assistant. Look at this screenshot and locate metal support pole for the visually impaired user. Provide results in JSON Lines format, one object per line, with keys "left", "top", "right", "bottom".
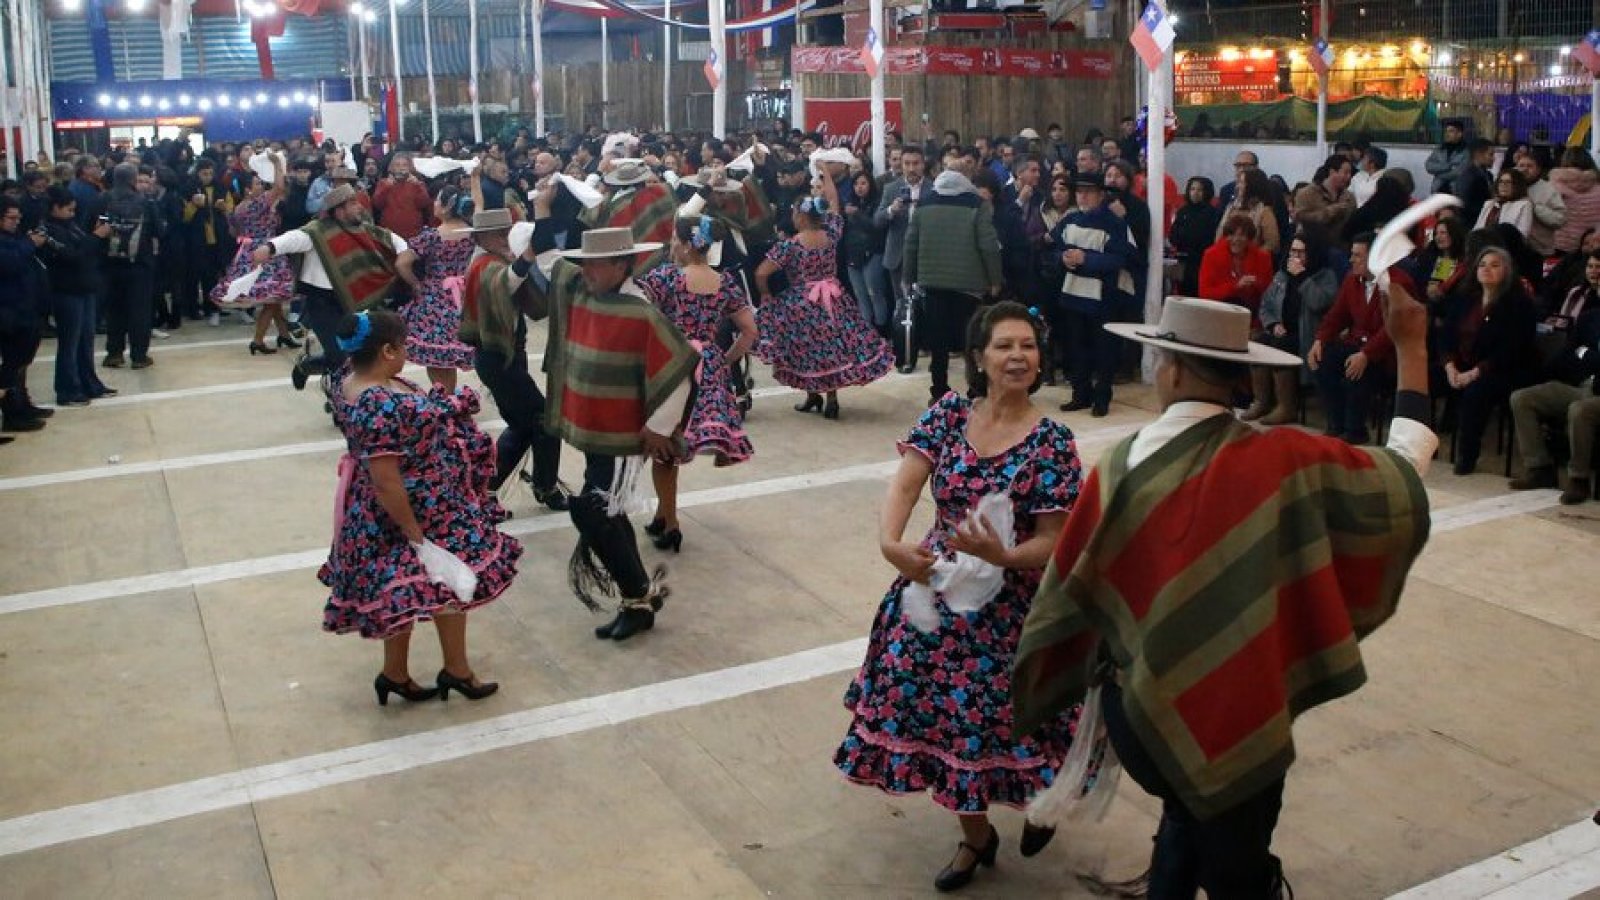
{"left": 662, "top": 0, "right": 671, "bottom": 132}
{"left": 868, "top": 0, "right": 884, "bottom": 176}
{"left": 709, "top": 0, "right": 726, "bottom": 138}
{"left": 532, "top": 0, "right": 546, "bottom": 137}
{"left": 601, "top": 16, "right": 610, "bottom": 130}
{"left": 423, "top": 0, "right": 438, "bottom": 142}
{"left": 388, "top": 0, "right": 404, "bottom": 141}
{"left": 1316, "top": 0, "right": 1329, "bottom": 159}
{"left": 468, "top": 0, "right": 482, "bottom": 142}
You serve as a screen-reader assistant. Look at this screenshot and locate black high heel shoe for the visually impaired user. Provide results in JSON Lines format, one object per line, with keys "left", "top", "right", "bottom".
{"left": 374, "top": 674, "right": 440, "bottom": 706}
{"left": 435, "top": 668, "right": 499, "bottom": 701}
{"left": 651, "top": 529, "right": 683, "bottom": 553}
{"left": 643, "top": 517, "right": 667, "bottom": 537}
{"left": 823, "top": 397, "right": 840, "bottom": 420}
{"left": 277, "top": 334, "right": 302, "bottom": 349}
{"left": 794, "top": 392, "right": 823, "bottom": 414}
{"left": 249, "top": 341, "right": 277, "bottom": 356}
{"left": 934, "top": 826, "right": 999, "bottom": 892}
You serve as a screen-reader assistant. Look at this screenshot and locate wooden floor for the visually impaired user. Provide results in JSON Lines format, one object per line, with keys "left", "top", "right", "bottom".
{"left": 1, "top": 322, "right": 1597, "bottom": 899}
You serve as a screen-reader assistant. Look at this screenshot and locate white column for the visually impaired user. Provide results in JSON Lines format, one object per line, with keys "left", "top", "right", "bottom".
{"left": 35, "top": 0, "right": 51, "bottom": 156}
{"left": 1142, "top": 26, "right": 1172, "bottom": 383}
{"left": 708, "top": 0, "right": 726, "bottom": 138}
{"left": 468, "top": 0, "right": 482, "bottom": 142}
{"left": 0, "top": 0, "right": 15, "bottom": 181}
{"left": 422, "top": 0, "right": 438, "bottom": 142}
{"left": 790, "top": 71, "right": 804, "bottom": 130}
{"left": 348, "top": 14, "right": 358, "bottom": 97}
{"left": 1315, "top": 0, "right": 1328, "bottom": 159}
{"left": 359, "top": 15, "right": 371, "bottom": 100}
{"left": 531, "top": 0, "right": 546, "bottom": 137}
{"left": 388, "top": 0, "right": 404, "bottom": 141}
{"left": 868, "top": 0, "right": 885, "bottom": 176}
{"left": 600, "top": 16, "right": 610, "bottom": 129}
{"left": 662, "top": 0, "right": 671, "bottom": 131}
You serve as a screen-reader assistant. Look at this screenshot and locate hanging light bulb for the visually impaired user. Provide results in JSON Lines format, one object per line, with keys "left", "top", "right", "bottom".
{"left": 362, "top": 8, "right": 376, "bottom": 22}
{"left": 158, "top": 98, "right": 171, "bottom": 111}
{"left": 255, "top": 91, "right": 268, "bottom": 103}
{"left": 349, "top": 1, "right": 366, "bottom": 14}
{"left": 292, "top": 90, "right": 307, "bottom": 102}
{"left": 199, "top": 98, "right": 213, "bottom": 111}
{"left": 116, "top": 97, "right": 130, "bottom": 111}
{"left": 97, "top": 93, "right": 112, "bottom": 106}
{"left": 307, "top": 96, "right": 320, "bottom": 109}
{"left": 138, "top": 95, "right": 153, "bottom": 107}
{"left": 126, "top": 0, "right": 145, "bottom": 11}
{"left": 240, "top": 98, "right": 253, "bottom": 111}
{"left": 217, "top": 93, "right": 232, "bottom": 107}
{"left": 62, "top": 0, "right": 83, "bottom": 10}
{"left": 277, "top": 96, "right": 291, "bottom": 108}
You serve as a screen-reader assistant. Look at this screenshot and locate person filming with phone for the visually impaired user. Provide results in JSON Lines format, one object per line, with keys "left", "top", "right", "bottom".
{"left": 371, "top": 152, "right": 433, "bottom": 240}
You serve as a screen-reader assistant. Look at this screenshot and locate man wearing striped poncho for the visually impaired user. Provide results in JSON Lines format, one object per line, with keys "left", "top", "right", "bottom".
{"left": 578, "top": 161, "right": 678, "bottom": 275}
{"left": 517, "top": 213, "right": 699, "bottom": 644}
{"left": 1012, "top": 272, "right": 1440, "bottom": 898}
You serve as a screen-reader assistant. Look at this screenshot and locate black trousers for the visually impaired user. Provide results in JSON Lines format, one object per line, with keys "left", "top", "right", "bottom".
{"left": 0, "top": 323, "right": 42, "bottom": 419}
{"left": 300, "top": 286, "right": 349, "bottom": 370}
{"left": 1314, "top": 342, "right": 1380, "bottom": 438}
{"left": 1103, "top": 680, "right": 1286, "bottom": 899}
{"left": 474, "top": 332, "right": 563, "bottom": 493}
{"left": 1065, "top": 308, "right": 1122, "bottom": 408}
{"left": 568, "top": 453, "right": 650, "bottom": 601}
{"left": 179, "top": 242, "right": 228, "bottom": 318}
{"left": 103, "top": 262, "right": 155, "bottom": 361}
{"left": 922, "top": 288, "right": 978, "bottom": 397}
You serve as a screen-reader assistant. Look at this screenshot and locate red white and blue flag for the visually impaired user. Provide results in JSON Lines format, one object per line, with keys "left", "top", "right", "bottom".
{"left": 861, "top": 26, "right": 885, "bottom": 78}
{"left": 704, "top": 47, "right": 723, "bottom": 89}
{"left": 1574, "top": 30, "right": 1600, "bottom": 76}
{"left": 1309, "top": 37, "right": 1333, "bottom": 77}
{"left": 1129, "top": 1, "right": 1175, "bottom": 72}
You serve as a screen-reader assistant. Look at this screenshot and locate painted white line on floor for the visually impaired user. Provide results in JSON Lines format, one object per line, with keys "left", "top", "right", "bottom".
{"left": 1390, "top": 817, "right": 1600, "bottom": 899}
{"left": 35, "top": 337, "right": 254, "bottom": 365}
{"left": 1428, "top": 489, "right": 1569, "bottom": 532}
{"left": 0, "top": 422, "right": 1143, "bottom": 616}
{"left": 0, "top": 372, "right": 917, "bottom": 492}
{"left": 0, "top": 638, "right": 869, "bottom": 859}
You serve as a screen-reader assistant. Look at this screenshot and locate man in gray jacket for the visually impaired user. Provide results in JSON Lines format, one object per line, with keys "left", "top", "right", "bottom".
{"left": 903, "top": 170, "right": 1002, "bottom": 401}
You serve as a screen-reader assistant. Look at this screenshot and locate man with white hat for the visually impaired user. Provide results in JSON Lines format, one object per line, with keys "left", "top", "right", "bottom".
{"left": 517, "top": 225, "right": 700, "bottom": 642}
{"left": 1014, "top": 240, "right": 1442, "bottom": 894}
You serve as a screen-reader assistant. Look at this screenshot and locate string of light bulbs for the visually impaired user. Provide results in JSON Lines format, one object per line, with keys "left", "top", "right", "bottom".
{"left": 93, "top": 89, "right": 321, "bottom": 113}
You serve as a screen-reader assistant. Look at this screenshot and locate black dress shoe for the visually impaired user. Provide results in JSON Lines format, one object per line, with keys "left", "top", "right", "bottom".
{"left": 1020, "top": 821, "right": 1056, "bottom": 857}
{"left": 794, "top": 392, "right": 823, "bottom": 413}
{"left": 1, "top": 417, "right": 46, "bottom": 433}
{"left": 1091, "top": 404, "right": 1110, "bottom": 418}
{"left": 934, "top": 825, "right": 999, "bottom": 892}
{"left": 897, "top": 362, "right": 917, "bottom": 375}
{"left": 608, "top": 605, "right": 656, "bottom": 641}
{"left": 651, "top": 529, "right": 683, "bottom": 553}
{"left": 532, "top": 484, "right": 571, "bottom": 512}
{"left": 822, "top": 397, "right": 840, "bottom": 420}
{"left": 1060, "top": 398, "right": 1093, "bottom": 412}
{"left": 291, "top": 361, "right": 310, "bottom": 391}
{"left": 89, "top": 386, "right": 118, "bottom": 398}
{"left": 643, "top": 516, "right": 668, "bottom": 538}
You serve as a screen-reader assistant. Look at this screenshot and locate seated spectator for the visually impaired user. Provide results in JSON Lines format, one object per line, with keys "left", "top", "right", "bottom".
{"left": 1475, "top": 169, "right": 1535, "bottom": 237}
{"left": 1440, "top": 246, "right": 1541, "bottom": 475}
{"left": 1541, "top": 227, "right": 1600, "bottom": 312}
{"left": 1256, "top": 226, "right": 1338, "bottom": 423}
{"left": 1170, "top": 176, "right": 1221, "bottom": 296}
{"left": 1342, "top": 171, "right": 1413, "bottom": 246}
{"left": 1217, "top": 167, "right": 1281, "bottom": 256}
{"left": 1308, "top": 232, "right": 1389, "bottom": 444}
{"left": 1508, "top": 250, "right": 1600, "bottom": 503}
{"left": 1198, "top": 214, "right": 1273, "bottom": 319}
{"left": 1412, "top": 217, "right": 1468, "bottom": 309}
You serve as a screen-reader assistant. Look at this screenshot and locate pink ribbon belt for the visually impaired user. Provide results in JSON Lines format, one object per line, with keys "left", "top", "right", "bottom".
{"left": 332, "top": 453, "right": 357, "bottom": 534}
{"left": 807, "top": 278, "right": 844, "bottom": 318}
{"left": 442, "top": 275, "right": 465, "bottom": 309}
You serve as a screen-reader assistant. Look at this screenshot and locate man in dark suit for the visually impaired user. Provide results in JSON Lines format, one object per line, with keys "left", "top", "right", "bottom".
{"left": 875, "top": 145, "right": 935, "bottom": 372}
{"left": 1455, "top": 138, "right": 1497, "bottom": 228}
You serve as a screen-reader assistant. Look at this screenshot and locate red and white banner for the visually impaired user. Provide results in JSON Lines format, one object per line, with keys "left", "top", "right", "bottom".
{"left": 804, "top": 97, "right": 904, "bottom": 152}
{"left": 792, "top": 46, "right": 1114, "bottom": 80}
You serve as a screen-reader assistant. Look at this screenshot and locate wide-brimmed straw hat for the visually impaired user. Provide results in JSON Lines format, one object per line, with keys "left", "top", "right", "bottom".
{"left": 1105, "top": 298, "right": 1302, "bottom": 367}
{"left": 679, "top": 170, "right": 744, "bottom": 193}
{"left": 558, "top": 227, "right": 662, "bottom": 260}
{"left": 466, "top": 208, "right": 514, "bottom": 232}
{"left": 603, "top": 161, "right": 652, "bottom": 187}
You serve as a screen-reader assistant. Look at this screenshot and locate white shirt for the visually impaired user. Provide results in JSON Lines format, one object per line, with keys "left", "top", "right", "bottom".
{"left": 1127, "top": 400, "right": 1438, "bottom": 476}
{"left": 268, "top": 228, "right": 409, "bottom": 291}
{"left": 1350, "top": 168, "right": 1386, "bottom": 207}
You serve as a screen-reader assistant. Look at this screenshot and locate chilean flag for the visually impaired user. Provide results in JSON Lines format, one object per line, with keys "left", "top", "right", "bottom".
{"left": 1129, "top": 1, "right": 1174, "bottom": 72}
{"left": 704, "top": 48, "right": 723, "bottom": 89}
{"left": 1309, "top": 37, "right": 1333, "bottom": 77}
{"left": 861, "top": 26, "right": 884, "bottom": 78}
{"left": 1575, "top": 30, "right": 1600, "bottom": 76}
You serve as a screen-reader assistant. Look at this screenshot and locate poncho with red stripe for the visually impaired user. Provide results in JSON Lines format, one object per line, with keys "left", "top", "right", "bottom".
{"left": 1012, "top": 413, "right": 1429, "bottom": 820}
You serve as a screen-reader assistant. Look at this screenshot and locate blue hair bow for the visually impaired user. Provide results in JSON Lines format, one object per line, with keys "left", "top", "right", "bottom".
{"left": 336, "top": 311, "right": 372, "bottom": 353}
{"left": 691, "top": 215, "right": 714, "bottom": 251}
{"left": 799, "top": 196, "right": 829, "bottom": 216}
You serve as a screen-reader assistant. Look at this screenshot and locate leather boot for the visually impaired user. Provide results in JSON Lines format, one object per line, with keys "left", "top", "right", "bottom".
{"left": 1261, "top": 370, "right": 1300, "bottom": 425}
{"left": 1240, "top": 368, "right": 1273, "bottom": 421}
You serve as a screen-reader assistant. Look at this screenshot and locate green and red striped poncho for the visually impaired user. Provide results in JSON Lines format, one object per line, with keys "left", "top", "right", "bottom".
{"left": 459, "top": 252, "right": 525, "bottom": 365}
{"left": 579, "top": 183, "right": 678, "bottom": 273}
{"left": 541, "top": 259, "right": 698, "bottom": 457}
{"left": 302, "top": 219, "right": 402, "bottom": 313}
{"left": 1013, "top": 413, "right": 1430, "bottom": 820}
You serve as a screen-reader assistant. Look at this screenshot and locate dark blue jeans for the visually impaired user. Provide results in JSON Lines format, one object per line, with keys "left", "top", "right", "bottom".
{"left": 52, "top": 291, "right": 103, "bottom": 402}
{"left": 1314, "top": 342, "right": 1380, "bottom": 439}
{"left": 1103, "top": 679, "right": 1286, "bottom": 899}
{"left": 1065, "top": 307, "right": 1121, "bottom": 408}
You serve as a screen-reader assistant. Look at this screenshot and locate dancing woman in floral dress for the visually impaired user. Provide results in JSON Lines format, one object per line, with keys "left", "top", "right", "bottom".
{"left": 212, "top": 159, "right": 302, "bottom": 355}
{"left": 754, "top": 174, "right": 894, "bottom": 420}
{"left": 834, "top": 302, "right": 1085, "bottom": 892}
{"left": 636, "top": 215, "right": 759, "bottom": 552}
{"left": 396, "top": 186, "right": 478, "bottom": 391}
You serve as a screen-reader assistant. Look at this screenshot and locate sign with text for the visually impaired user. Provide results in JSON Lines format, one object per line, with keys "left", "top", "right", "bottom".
{"left": 792, "top": 46, "right": 1115, "bottom": 80}
{"left": 1174, "top": 52, "right": 1280, "bottom": 96}
{"left": 804, "top": 98, "right": 905, "bottom": 152}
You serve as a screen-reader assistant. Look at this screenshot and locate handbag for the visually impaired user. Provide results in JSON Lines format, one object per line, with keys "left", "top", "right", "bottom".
{"left": 890, "top": 284, "right": 924, "bottom": 366}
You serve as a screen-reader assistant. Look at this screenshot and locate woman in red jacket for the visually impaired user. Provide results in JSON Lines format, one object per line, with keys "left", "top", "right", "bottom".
{"left": 1198, "top": 214, "right": 1275, "bottom": 320}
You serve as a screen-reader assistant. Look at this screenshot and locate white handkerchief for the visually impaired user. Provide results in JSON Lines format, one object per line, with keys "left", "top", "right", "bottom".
{"left": 556, "top": 173, "right": 604, "bottom": 209}
{"left": 221, "top": 267, "right": 262, "bottom": 305}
